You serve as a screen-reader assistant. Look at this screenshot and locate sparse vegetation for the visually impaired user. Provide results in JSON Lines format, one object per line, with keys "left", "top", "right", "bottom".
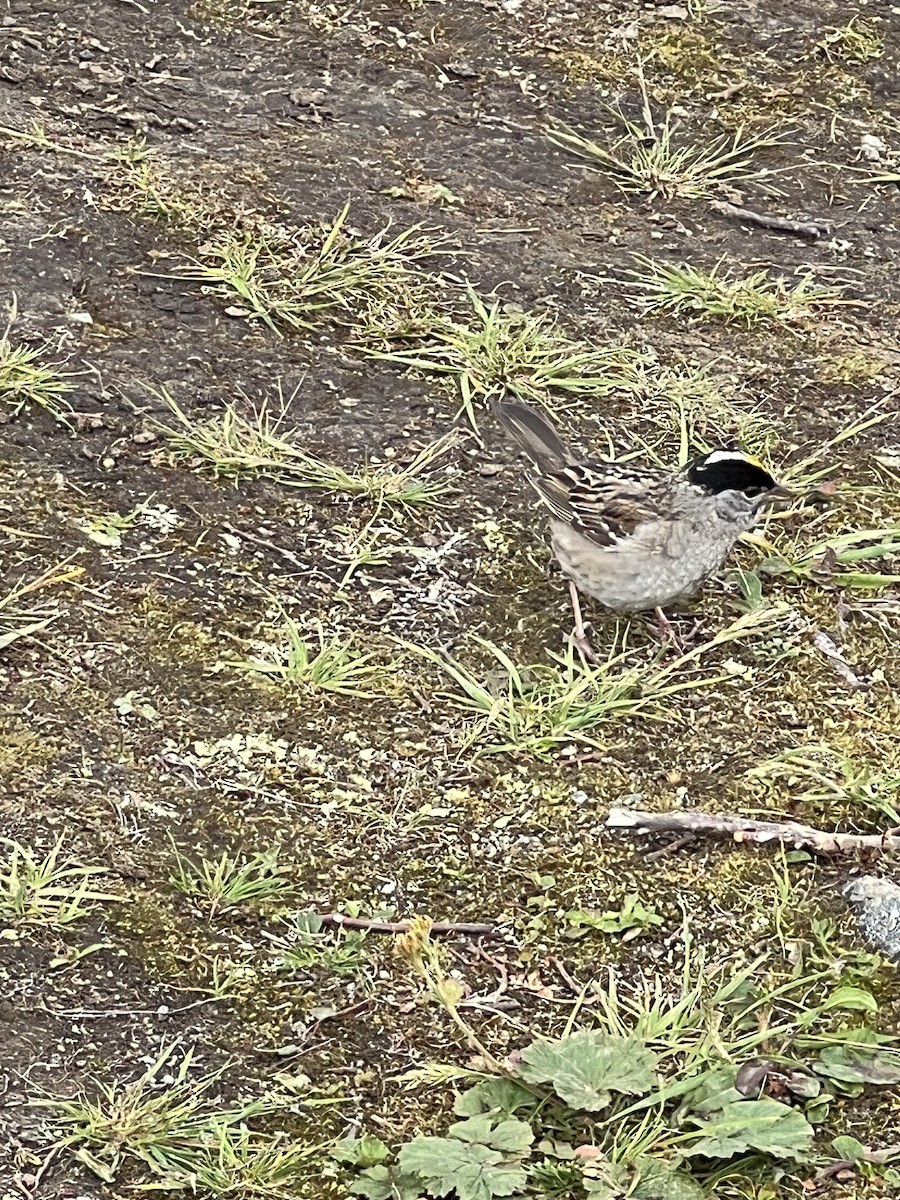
{"left": 272, "top": 911, "right": 369, "bottom": 977}
{"left": 39, "top": 1042, "right": 316, "bottom": 1189}
{"left": 748, "top": 744, "right": 900, "bottom": 827}
{"left": 546, "top": 88, "right": 777, "bottom": 200}
{"left": 814, "top": 18, "right": 884, "bottom": 63}
{"left": 169, "top": 843, "right": 293, "bottom": 918}
{"left": 357, "top": 283, "right": 638, "bottom": 432}
{"left": 407, "top": 605, "right": 794, "bottom": 757}
{"left": 0, "top": 838, "right": 118, "bottom": 927}
{"left": 606, "top": 357, "right": 780, "bottom": 464}
{"left": 342, "top": 920, "right": 900, "bottom": 1200}
{"left": 757, "top": 525, "right": 900, "bottom": 591}
{"left": 223, "top": 612, "right": 392, "bottom": 698}
{"left": 0, "top": 560, "right": 81, "bottom": 652}
{"left": 621, "top": 257, "right": 856, "bottom": 325}
{"left": 6, "top": 7, "right": 900, "bottom": 1200}
{"left": 1, "top": 306, "right": 72, "bottom": 419}
{"left": 179, "top": 202, "right": 443, "bottom": 335}
{"left": 151, "top": 386, "right": 457, "bottom": 508}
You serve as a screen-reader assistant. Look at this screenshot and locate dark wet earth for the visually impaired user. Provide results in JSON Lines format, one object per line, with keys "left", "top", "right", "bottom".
{"left": 2, "top": 0, "right": 900, "bottom": 1196}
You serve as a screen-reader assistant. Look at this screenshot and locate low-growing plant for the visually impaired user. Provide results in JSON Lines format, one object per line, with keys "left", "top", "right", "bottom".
{"left": 1, "top": 300, "right": 73, "bottom": 419}
{"left": 0, "top": 837, "right": 118, "bottom": 927}
{"left": 169, "top": 843, "right": 293, "bottom": 918}
{"left": 546, "top": 72, "right": 778, "bottom": 201}
{"left": 756, "top": 526, "right": 900, "bottom": 592}
{"left": 404, "top": 604, "right": 793, "bottom": 757}
{"left": 340, "top": 922, "right": 900, "bottom": 1200}
{"left": 272, "top": 911, "right": 369, "bottom": 978}
{"left": 565, "top": 894, "right": 664, "bottom": 942}
{"left": 179, "top": 203, "right": 443, "bottom": 335}
{"left": 38, "top": 1042, "right": 323, "bottom": 1190}
{"left": 356, "top": 283, "right": 637, "bottom": 433}
{"left": 151, "top": 386, "right": 457, "bottom": 508}
{"left": 747, "top": 744, "right": 900, "bottom": 827}
{"left": 813, "top": 18, "right": 883, "bottom": 63}
{"left": 223, "top": 613, "right": 391, "bottom": 698}
{"left": 620, "top": 257, "right": 857, "bottom": 326}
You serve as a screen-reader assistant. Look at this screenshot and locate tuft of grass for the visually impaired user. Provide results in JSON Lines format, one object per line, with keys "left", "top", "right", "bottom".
{"left": 0, "top": 560, "right": 81, "bottom": 652}
{"left": 38, "top": 1042, "right": 287, "bottom": 1185}
{"left": 272, "top": 911, "right": 369, "bottom": 978}
{"left": 154, "top": 1122, "right": 322, "bottom": 1195}
{"left": 603, "top": 358, "right": 780, "bottom": 466}
{"left": 545, "top": 70, "right": 778, "bottom": 200}
{"left": 747, "top": 744, "right": 900, "bottom": 828}
{"left": 405, "top": 604, "right": 793, "bottom": 757}
{"left": 356, "top": 283, "right": 638, "bottom": 433}
{"left": 756, "top": 525, "right": 900, "bottom": 592}
{"left": 103, "top": 138, "right": 228, "bottom": 231}
{"left": 0, "top": 837, "right": 118, "bottom": 927}
{"left": 178, "top": 202, "right": 443, "bottom": 335}
{"left": 1, "top": 303, "right": 73, "bottom": 420}
{"left": 223, "top": 613, "right": 391, "bottom": 698}
{"left": 169, "top": 843, "right": 293, "bottom": 918}
{"left": 621, "top": 257, "right": 858, "bottom": 326}
{"left": 151, "top": 386, "right": 457, "bottom": 509}
{"left": 814, "top": 18, "right": 883, "bottom": 63}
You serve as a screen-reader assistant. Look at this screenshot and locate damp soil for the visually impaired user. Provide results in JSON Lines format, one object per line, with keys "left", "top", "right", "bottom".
{"left": 2, "top": 0, "right": 900, "bottom": 1196}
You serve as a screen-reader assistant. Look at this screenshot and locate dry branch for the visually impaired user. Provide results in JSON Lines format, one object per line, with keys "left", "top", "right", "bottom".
{"left": 711, "top": 200, "right": 830, "bottom": 239}
{"left": 606, "top": 807, "right": 899, "bottom": 856}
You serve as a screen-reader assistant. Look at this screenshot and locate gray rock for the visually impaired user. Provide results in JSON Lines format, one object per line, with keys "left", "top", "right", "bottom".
{"left": 842, "top": 875, "right": 900, "bottom": 961}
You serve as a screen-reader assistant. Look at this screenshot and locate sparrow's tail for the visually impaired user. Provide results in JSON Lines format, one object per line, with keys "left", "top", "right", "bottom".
{"left": 493, "top": 399, "right": 574, "bottom": 470}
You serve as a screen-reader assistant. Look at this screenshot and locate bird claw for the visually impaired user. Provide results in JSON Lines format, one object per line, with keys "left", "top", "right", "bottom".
{"left": 569, "top": 628, "right": 601, "bottom": 665}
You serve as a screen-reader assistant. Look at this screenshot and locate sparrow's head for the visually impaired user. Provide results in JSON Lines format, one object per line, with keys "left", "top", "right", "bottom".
{"left": 687, "top": 449, "right": 789, "bottom": 502}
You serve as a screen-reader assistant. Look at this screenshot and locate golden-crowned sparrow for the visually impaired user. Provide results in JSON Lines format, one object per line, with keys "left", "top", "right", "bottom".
{"left": 495, "top": 399, "right": 790, "bottom": 653}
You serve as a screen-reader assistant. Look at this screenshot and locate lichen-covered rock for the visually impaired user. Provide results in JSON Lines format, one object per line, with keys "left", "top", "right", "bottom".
{"left": 843, "top": 876, "right": 900, "bottom": 961}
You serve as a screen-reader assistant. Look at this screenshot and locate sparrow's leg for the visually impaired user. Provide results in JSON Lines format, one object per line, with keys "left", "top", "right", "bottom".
{"left": 652, "top": 607, "right": 703, "bottom": 652}
{"left": 654, "top": 606, "right": 676, "bottom": 643}
{"left": 568, "top": 580, "right": 600, "bottom": 664}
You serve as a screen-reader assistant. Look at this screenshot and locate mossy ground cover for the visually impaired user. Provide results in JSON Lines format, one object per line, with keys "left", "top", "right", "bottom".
{"left": 1, "top": 1, "right": 899, "bottom": 1198}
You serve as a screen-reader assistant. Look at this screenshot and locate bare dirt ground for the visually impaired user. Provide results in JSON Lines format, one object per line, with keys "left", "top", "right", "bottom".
{"left": 2, "top": 0, "right": 900, "bottom": 1197}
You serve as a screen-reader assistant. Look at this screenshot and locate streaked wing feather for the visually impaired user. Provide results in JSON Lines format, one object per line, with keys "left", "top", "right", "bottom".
{"left": 531, "top": 462, "right": 663, "bottom": 548}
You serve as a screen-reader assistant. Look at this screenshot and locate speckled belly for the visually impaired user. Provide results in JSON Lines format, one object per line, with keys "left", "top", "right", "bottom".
{"left": 549, "top": 520, "right": 738, "bottom": 614}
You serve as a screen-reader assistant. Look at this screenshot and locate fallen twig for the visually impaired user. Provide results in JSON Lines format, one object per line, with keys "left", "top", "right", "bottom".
{"left": 551, "top": 957, "right": 583, "bottom": 995}
{"left": 711, "top": 200, "right": 830, "bottom": 239}
{"left": 606, "top": 807, "right": 899, "bottom": 856}
{"left": 222, "top": 521, "right": 306, "bottom": 569}
{"left": 811, "top": 628, "right": 870, "bottom": 691}
{"left": 319, "top": 912, "right": 498, "bottom": 937}
{"left": 644, "top": 832, "right": 695, "bottom": 861}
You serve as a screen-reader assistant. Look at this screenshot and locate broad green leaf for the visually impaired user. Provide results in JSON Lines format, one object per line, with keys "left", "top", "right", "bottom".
{"left": 676, "top": 1067, "right": 741, "bottom": 1117}
{"left": 821, "top": 986, "right": 878, "bottom": 1014}
{"left": 584, "top": 1157, "right": 705, "bottom": 1200}
{"left": 333, "top": 1134, "right": 391, "bottom": 1166}
{"left": 398, "top": 1138, "right": 527, "bottom": 1200}
{"left": 349, "top": 1165, "right": 423, "bottom": 1200}
{"left": 814, "top": 1044, "right": 900, "bottom": 1086}
{"left": 448, "top": 1114, "right": 494, "bottom": 1144}
{"left": 448, "top": 1116, "right": 533, "bottom": 1155}
{"left": 454, "top": 1078, "right": 534, "bottom": 1117}
{"left": 686, "top": 1098, "right": 813, "bottom": 1160}
{"left": 832, "top": 1135, "right": 867, "bottom": 1163}
{"left": 517, "top": 1031, "right": 658, "bottom": 1112}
